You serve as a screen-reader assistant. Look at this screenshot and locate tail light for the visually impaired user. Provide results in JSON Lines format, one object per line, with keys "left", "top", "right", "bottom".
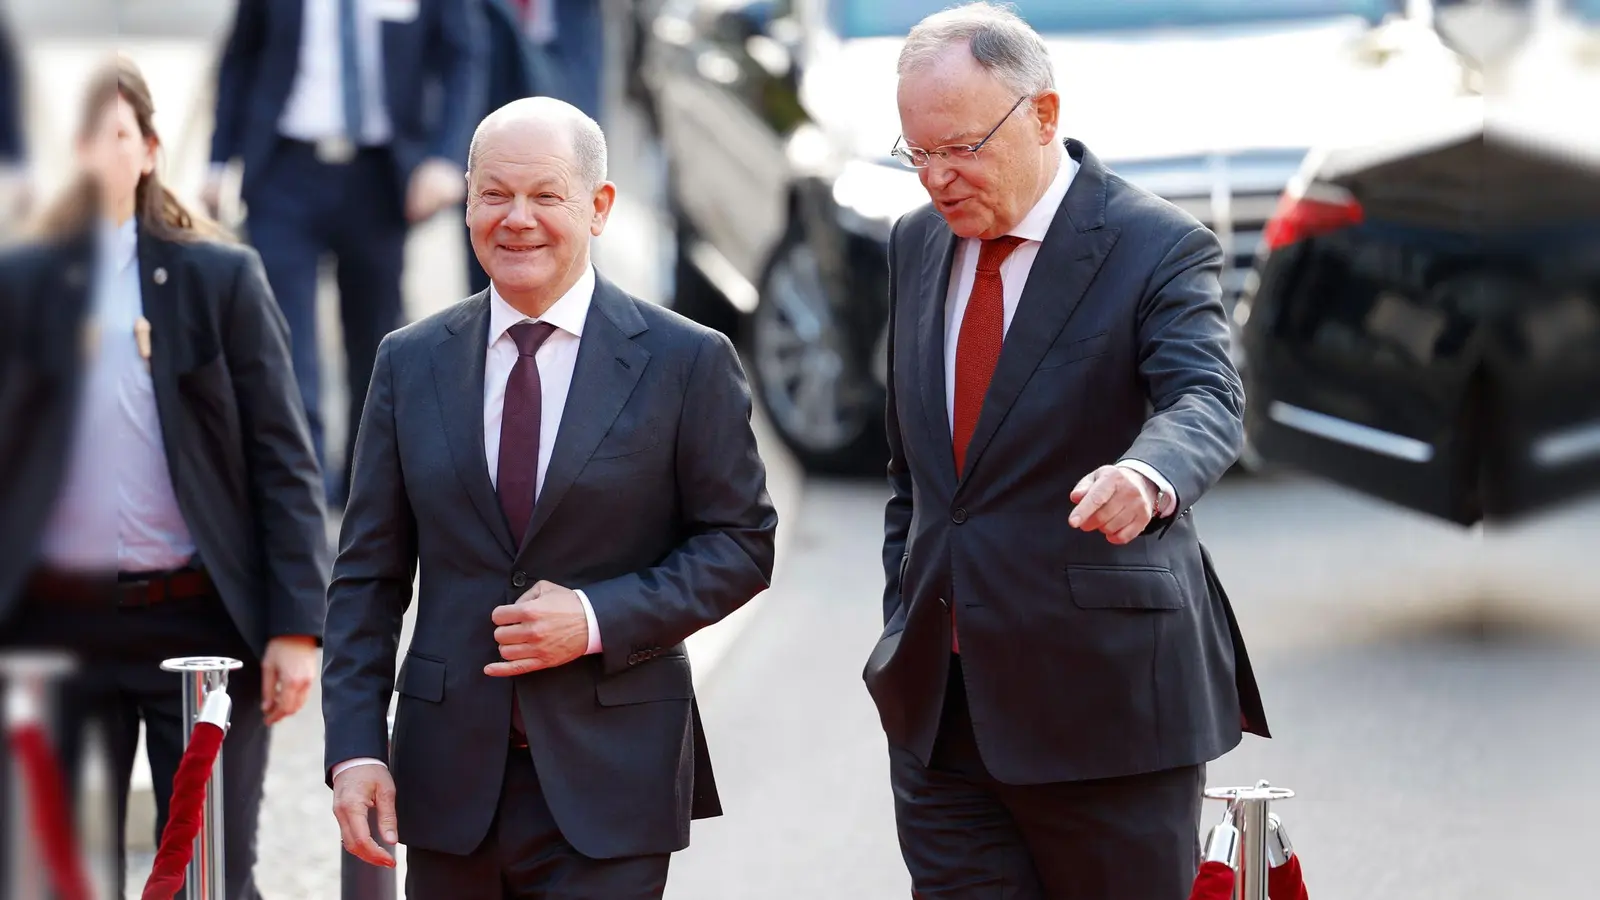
{"left": 1262, "top": 181, "right": 1364, "bottom": 251}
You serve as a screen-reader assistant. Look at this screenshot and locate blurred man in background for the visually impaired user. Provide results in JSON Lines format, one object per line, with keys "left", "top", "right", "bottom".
{"left": 205, "top": 0, "right": 485, "bottom": 506}
{"left": 0, "top": 55, "right": 328, "bottom": 899}
{"left": 466, "top": 0, "right": 561, "bottom": 296}
{"left": 512, "top": 0, "right": 605, "bottom": 122}
{"left": 864, "top": 5, "right": 1268, "bottom": 898}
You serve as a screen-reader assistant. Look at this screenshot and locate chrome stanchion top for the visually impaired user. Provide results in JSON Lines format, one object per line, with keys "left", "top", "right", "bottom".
{"left": 1203, "top": 780, "right": 1295, "bottom": 804}
{"left": 160, "top": 657, "right": 245, "bottom": 675}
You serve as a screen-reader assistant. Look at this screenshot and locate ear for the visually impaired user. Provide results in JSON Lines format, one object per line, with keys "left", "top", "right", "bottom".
{"left": 1033, "top": 90, "right": 1061, "bottom": 146}
{"left": 142, "top": 135, "right": 159, "bottom": 176}
{"left": 589, "top": 181, "right": 617, "bottom": 237}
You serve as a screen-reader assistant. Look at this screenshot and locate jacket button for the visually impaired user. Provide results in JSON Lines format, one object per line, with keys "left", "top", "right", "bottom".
{"left": 951, "top": 507, "right": 968, "bottom": 524}
{"left": 511, "top": 571, "right": 527, "bottom": 589}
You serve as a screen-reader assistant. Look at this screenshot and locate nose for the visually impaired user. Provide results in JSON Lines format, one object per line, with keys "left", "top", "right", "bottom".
{"left": 922, "top": 162, "right": 959, "bottom": 191}
{"left": 502, "top": 196, "right": 538, "bottom": 231}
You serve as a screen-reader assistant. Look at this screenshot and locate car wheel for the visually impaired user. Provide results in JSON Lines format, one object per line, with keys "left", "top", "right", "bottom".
{"left": 750, "top": 235, "right": 886, "bottom": 475}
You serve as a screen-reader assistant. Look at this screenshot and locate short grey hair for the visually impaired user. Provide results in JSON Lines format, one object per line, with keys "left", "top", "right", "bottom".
{"left": 898, "top": 2, "right": 1055, "bottom": 97}
{"left": 467, "top": 97, "right": 609, "bottom": 190}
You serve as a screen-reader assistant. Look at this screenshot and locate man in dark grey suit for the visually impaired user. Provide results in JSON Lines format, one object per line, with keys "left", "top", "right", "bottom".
{"left": 322, "top": 96, "right": 777, "bottom": 898}
{"left": 864, "top": 5, "right": 1269, "bottom": 898}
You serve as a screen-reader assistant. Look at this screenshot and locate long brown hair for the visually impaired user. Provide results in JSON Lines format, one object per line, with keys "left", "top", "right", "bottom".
{"left": 32, "top": 53, "right": 231, "bottom": 243}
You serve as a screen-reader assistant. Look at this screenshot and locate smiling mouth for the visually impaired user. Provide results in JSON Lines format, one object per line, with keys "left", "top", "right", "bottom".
{"left": 499, "top": 243, "right": 546, "bottom": 253}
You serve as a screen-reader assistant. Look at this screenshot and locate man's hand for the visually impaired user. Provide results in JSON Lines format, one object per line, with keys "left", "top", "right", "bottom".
{"left": 260, "top": 635, "right": 318, "bottom": 725}
{"left": 1069, "top": 465, "right": 1158, "bottom": 545}
{"left": 405, "top": 158, "right": 466, "bottom": 223}
{"left": 331, "top": 765, "right": 397, "bottom": 868}
{"left": 485, "top": 581, "right": 588, "bottom": 677}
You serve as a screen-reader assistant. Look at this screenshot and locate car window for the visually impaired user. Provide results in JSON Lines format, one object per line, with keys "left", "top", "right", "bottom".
{"left": 832, "top": 0, "right": 1405, "bottom": 39}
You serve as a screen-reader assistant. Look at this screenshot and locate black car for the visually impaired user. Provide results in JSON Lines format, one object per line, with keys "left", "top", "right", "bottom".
{"left": 635, "top": 0, "right": 1423, "bottom": 473}
{"left": 1238, "top": 2, "right": 1600, "bottom": 524}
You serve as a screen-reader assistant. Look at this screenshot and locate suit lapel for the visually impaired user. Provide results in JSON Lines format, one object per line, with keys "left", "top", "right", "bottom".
{"left": 517, "top": 276, "right": 650, "bottom": 555}
{"left": 431, "top": 293, "right": 518, "bottom": 556}
{"left": 136, "top": 231, "right": 192, "bottom": 495}
{"left": 916, "top": 223, "right": 960, "bottom": 485}
{"left": 960, "top": 141, "right": 1120, "bottom": 482}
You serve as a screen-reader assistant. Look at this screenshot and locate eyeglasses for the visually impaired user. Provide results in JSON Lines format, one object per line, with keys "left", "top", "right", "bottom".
{"left": 891, "top": 94, "right": 1030, "bottom": 169}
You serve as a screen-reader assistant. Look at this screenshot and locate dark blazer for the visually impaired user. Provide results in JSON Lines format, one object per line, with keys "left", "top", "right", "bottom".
{"left": 0, "top": 16, "right": 22, "bottom": 164}
{"left": 0, "top": 227, "right": 330, "bottom": 655}
{"left": 321, "top": 274, "right": 777, "bottom": 859}
{"left": 865, "top": 139, "right": 1269, "bottom": 786}
{"left": 482, "top": 0, "right": 560, "bottom": 111}
{"left": 209, "top": 0, "right": 485, "bottom": 199}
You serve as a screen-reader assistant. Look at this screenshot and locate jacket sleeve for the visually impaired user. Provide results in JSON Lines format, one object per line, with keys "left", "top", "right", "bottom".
{"left": 881, "top": 215, "right": 913, "bottom": 626}
{"left": 582, "top": 329, "right": 778, "bottom": 676}
{"left": 210, "top": 0, "right": 267, "bottom": 165}
{"left": 322, "top": 336, "right": 417, "bottom": 775}
{"left": 428, "top": 0, "right": 488, "bottom": 166}
{"left": 223, "top": 249, "right": 331, "bottom": 640}
{"left": 1121, "top": 224, "right": 1246, "bottom": 523}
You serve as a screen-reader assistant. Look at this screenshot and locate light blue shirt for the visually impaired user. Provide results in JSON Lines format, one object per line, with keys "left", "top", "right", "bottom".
{"left": 37, "top": 218, "right": 196, "bottom": 573}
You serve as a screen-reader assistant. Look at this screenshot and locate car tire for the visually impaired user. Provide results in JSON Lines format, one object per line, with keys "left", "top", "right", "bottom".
{"left": 748, "top": 231, "right": 887, "bottom": 475}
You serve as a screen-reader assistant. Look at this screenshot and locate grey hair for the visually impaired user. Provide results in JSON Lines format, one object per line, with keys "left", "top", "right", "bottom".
{"left": 897, "top": 2, "right": 1055, "bottom": 97}
{"left": 467, "top": 97, "right": 609, "bottom": 190}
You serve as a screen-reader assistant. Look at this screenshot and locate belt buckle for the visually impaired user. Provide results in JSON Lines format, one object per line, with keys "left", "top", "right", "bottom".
{"left": 315, "top": 136, "right": 357, "bottom": 165}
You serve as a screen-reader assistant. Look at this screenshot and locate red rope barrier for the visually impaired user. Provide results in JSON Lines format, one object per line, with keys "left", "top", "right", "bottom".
{"left": 10, "top": 723, "right": 92, "bottom": 900}
{"left": 141, "top": 720, "right": 225, "bottom": 900}
{"left": 1188, "top": 860, "right": 1236, "bottom": 900}
{"left": 1269, "top": 854, "right": 1308, "bottom": 900}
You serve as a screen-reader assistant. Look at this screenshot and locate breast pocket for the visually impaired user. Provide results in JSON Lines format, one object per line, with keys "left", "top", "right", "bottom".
{"left": 1037, "top": 331, "right": 1109, "bottom": 371}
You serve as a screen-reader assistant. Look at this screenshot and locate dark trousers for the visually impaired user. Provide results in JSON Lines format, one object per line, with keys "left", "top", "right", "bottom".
{"left": 890, "top": 656, "right": 1205, "bottom": 900}
{"left": 243, "top": 138, "right": 408, "bottom": 504}
{"left": 406, "top": 744, "right": 670, "bottom": 899}
{"left": 0, "top": 575, "right": 268, "bottom": 900}
{"left": 537, "top": 0, "right": 605, "bottom": 123}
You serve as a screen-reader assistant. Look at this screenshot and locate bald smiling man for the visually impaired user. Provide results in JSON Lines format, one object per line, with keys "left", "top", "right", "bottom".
{"left": 320, "top": 97, "right": 778, "bottom": 899}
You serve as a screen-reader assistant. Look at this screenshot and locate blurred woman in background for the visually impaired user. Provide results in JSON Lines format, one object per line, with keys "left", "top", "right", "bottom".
{"left": 0, "top": 54, "right": 328, "bottom": 899}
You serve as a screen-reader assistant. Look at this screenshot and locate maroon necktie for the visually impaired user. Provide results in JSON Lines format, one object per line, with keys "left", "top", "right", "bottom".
{"left": 949, "top": 235, "right": 1025, "bottom": 652}
{"left": 497, "top": 321, "right": 557, "bottom": 547}
{"left": 498, "top": 321, "right": 556, "bottom": 745}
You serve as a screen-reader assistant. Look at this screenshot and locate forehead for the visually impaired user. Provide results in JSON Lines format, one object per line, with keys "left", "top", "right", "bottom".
{"left": 897, "top": 58, "right": 1014, "bottom": 146}
{"left": 473, "top": 130, "right": 580, "bottom": 185}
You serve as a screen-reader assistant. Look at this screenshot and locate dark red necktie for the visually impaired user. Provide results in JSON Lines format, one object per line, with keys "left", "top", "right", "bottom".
{"left": 952, "top": 236, "right": 1026, "bottom": 474}
{"left": 949, "top": 235, "right": 1025, "bottom": 652}
{"left": 498, "top": 321, "right": 557, "bottom": 547}
{"left": 498, "top": 321, "right": 556, "bottom": 744}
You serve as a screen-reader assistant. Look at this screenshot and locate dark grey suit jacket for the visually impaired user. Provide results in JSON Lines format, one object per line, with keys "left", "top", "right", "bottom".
{"left": 321, "top": 274, "right": 777, "bottom": 859}
{"left": 0, "top": 227, "right": 329, "bottom": 654}
{"left": 864, "top": 140, "right": 1269, "bottom": 786}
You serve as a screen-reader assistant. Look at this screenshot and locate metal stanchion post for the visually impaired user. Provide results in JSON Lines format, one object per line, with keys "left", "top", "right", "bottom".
{"left": 340, "top": 712, "right": 397, "bottom": 900}
{"left": 161, "top": 656, "right": 242, "bottom": 900}
{"left": 1204, "top": 781, "right": 1295, "bottom": 900}
{"left": 0, "top": 651, "right": 77, "bottom": 900}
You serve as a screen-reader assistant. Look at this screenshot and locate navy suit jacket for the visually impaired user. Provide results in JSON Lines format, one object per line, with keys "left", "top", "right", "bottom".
{"left": 865, "top": 140, "right": 1269, "bottom": 786}
{"left": 322, "top": 274, "right": 778, "bottom": 858}
{"left": 210, "top": 0, "right": 485, "bottom": 199}
{"left": 0, "top": 17, "right": 22, "bottom": 164}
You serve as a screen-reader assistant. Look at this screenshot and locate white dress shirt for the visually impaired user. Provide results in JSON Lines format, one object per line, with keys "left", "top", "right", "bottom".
{"left": 943, "top": 149, "right": 1178, "bottom": 515}
{"left": 332, "top": 265, "right": 604, "bottom": 780}
{"left": 38, "top": 218, "right": 196, "bottom": 572}
{"left": 278, "top": 0, "right": 393, "bottom": 146}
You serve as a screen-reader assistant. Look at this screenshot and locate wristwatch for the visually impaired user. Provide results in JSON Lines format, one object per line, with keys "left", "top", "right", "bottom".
{"left": 1152, "top": 486, "right": 1167, "bottom": 518}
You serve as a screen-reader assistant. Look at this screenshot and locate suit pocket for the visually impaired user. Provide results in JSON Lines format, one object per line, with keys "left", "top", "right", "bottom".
{"left": 596, "top": 654, "right": 694, "bottom": 706}
{"left": 1066, "top": 564, "right": 1186, "bottom": 610}
{"left": 396, "top": 652, "right": 446, "bottom": 703}
{"left": 1037, "top": 331, "right": 1109, "bottom": 370}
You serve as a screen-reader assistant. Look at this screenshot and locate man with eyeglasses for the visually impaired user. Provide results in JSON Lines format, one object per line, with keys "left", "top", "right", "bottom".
{"left": 862, "top": 4, "right": 1270, "bottom": 898}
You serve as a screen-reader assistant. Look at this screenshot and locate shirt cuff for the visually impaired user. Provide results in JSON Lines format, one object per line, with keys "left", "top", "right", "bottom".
{"left": 576, "top": 589, "right": 602, "bottom": 655}
{"left": 1116, "top": 459, "right": 1178, "bottom": 518}
{"left": 331, "top": 757, "right": 386, "bottom": 780}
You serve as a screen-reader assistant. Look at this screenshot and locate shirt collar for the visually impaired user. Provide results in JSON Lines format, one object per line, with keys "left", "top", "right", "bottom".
{"left": 1006, "top": 148, "right": 1079, "bottom": 244}
{"left": 487, "top": 263, "right": 597, "bottom": 349}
